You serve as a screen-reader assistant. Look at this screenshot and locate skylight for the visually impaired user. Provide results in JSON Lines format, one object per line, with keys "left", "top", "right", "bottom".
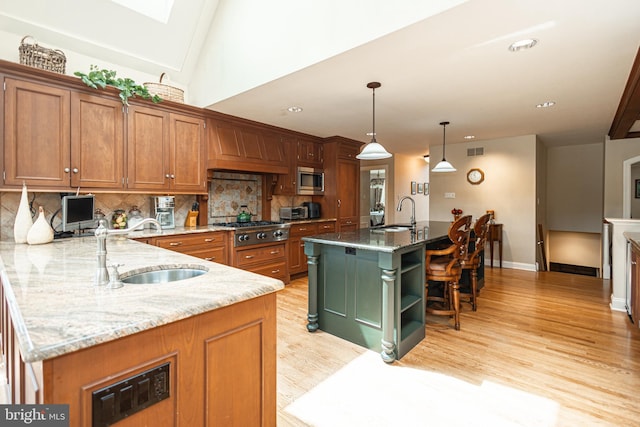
{"left": 111, "top": 0, "right": 174, "bottom": 24}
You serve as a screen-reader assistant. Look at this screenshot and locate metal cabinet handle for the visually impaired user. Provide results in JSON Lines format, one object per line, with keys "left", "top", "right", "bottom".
{"left": 244, "top": 255, "right": 255, "bottom": 259}
{"left": 165, "top": 174, "right": 170, "bottom": 178}
{"left": 170, "top": 174, "right": 175, "bottom": 179}
{"left": 72, "top": 168, "right": 79, "bottom": 173}
{"left": 299, "top": 227, "right": 307, "bottom": 231}
{"left": 337, "top": 199, "right": 341, "bottom": 208}
{"left": 271, "top": 269, "right": 280, "bottom": 274}
{"left": 205, "top": 257, "right": 214, "bottom": 261}
{"left": 169, "top": 242, "right": 182, "bottom": 246}
{"left": 64, "top": 167, "right": 70, "bottom": 173}
{"left": 204, "top": 238, "right": 215, "bottom": 242}
{"left": 270, "top": 250, "right": 280, "bottom": 255}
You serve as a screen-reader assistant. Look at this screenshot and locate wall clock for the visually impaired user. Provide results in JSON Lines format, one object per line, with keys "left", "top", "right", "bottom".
{"left": 466, "top": 168, "right": 484, "bottom": 185}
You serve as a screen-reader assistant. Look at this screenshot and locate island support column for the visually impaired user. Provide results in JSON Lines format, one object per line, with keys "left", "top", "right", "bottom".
{"left": 380, "top": 268, "right": 397, "bottom": 363}
{"left": 306, "top": 251, "right": 319, "bottom": 332}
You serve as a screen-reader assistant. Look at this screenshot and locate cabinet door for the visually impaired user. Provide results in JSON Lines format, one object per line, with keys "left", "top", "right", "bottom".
{"left": 297, "top": 138, "right": 323, "bottom": 167}
{"left": 262, "top": 132, "right": 286, "bottom": 164}
{"left": 126, "top": 105, "right": 170, "bottom": 190}
{"left": 169, "top": 113, "right": 206, "bottom": 192}
{"left": 337, "top": 159, "right": 359, "bottom": 223}
{"left": 274, "top": 136, "right": 296, "bottom": 195}
{"left": 4, "top": 78, "right": 70, "bottom": 187}
{"left": 632, "top": 248, "right": 640, "bottom": 325}
{"left": 70, "top": 92, "right": 125, "bottom": 189}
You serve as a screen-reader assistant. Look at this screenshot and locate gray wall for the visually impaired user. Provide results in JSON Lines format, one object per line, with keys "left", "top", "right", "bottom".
{"left": 546, "top": 143, "right": 604, "bottom": 233}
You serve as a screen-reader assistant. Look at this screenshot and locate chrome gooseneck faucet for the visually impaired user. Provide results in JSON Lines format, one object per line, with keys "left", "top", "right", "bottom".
{"left": 396, "top": 196, "right": 416, "bottom": 229}
{"left": 95, "top": 218, "right": 162, "bottom": 286}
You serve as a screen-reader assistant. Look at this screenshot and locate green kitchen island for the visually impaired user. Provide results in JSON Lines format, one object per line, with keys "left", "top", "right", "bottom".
{"left": 303, "top": 221, "right": 452, "bottom": 363}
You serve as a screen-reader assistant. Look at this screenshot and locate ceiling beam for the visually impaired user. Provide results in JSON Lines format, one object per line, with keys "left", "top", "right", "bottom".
{"left": 609, "top": 46, "right": 640, "bottom": 140}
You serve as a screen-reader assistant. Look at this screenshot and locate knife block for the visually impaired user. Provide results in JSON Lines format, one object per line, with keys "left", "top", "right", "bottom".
{"left": 184, "top": 210, "right": 198, "bottom": 227}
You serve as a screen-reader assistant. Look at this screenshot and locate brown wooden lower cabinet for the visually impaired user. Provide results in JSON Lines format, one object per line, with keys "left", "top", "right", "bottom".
{"left": 233, "top": 242, "right": 289, "bottom": 284}
{"left": 289, "top": 220, "right": 336, "bottom": 276}
{"left": 1, "top": 290, "right": 277, "bottom": 427}
{"left": 148, "top": 231, "right": 229, "bottom": 265}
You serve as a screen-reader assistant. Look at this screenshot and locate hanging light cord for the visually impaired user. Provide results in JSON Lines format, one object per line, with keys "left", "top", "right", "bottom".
{"left": 371, "top": 87, "right": 377, "bottom": 142}
{"left": 441, "top": 121, "right": 448, "bottom": 161}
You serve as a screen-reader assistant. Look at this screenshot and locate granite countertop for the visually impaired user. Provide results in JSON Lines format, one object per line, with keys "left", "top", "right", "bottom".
{"left": 302, "top": 220, "right": 452, "bottom": 253}
{"left": 0, "top": 236, "right": 284, "bottom": 363}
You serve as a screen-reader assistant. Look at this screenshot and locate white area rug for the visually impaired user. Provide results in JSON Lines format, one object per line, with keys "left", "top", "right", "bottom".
{"left": 285, "top": 350, "right": 559, "bottom": 427}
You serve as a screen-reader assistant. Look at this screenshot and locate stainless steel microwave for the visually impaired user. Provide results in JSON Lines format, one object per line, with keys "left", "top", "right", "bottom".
{"left": 297, "top": 167, "right": 324, "bottom": 195}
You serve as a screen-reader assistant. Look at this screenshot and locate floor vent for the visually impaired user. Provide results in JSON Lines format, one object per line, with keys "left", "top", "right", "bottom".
{"left": 549, "top": 262, "right": 599, "bottom": 277}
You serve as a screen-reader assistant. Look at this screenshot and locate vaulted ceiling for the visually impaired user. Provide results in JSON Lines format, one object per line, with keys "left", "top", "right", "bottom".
{"left": 2, "top": 0, "right": 639, "bottom": 157}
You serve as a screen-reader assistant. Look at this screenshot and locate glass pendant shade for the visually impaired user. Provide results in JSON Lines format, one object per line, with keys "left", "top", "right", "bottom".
{"left": 432, "top": 159, "right": 456, "bottom": 172}
{"left": 431, "top": 121, "right": 456, "bottom": 172}
{"left": 356, "top": 82, "right": 392, "bottom": 160}
{"left": 357, "top": 141, "right": 392, "bottom": 159}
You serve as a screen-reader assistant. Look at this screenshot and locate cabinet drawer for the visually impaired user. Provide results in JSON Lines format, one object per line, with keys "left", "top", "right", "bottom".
{"left": 155, "top": 232, "right": 227, "bottom": 251}
{"left": 289, "top": 223, "right": 318, "bottom": 236}
{"left": 247, "top": 261, "right": 288, "bottom": 282}
{"left": 235, "top": 243, "right": 286, "bottom": 267}
{"left": 186, "top": 246, "right": 228, "bottom": 264}
{"left": 317, "top": 221, "right": 336, "bottom": 233}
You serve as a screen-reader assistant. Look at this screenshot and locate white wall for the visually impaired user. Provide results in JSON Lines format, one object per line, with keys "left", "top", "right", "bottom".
{"left": 392, "top": 154, "right": 430, "bottom": 225}
{"left": 189, "top": 0, "right": 467, "bottom": 107}
{"left": 429, "top": 135, "right": 537, "bottom": 270}
{"left": 0, "top": 30, "right": 169, "bottom": 100}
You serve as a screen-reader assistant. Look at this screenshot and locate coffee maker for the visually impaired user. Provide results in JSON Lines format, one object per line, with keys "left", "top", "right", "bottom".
{"left": 152, "top": 196, "right": 175, "bottom": 229}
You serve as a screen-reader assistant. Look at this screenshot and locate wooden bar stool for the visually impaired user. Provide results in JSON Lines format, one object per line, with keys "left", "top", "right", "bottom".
{"left": 425, "top": 215, "right": 472, "bottom": 330}
{"left": 460, "top": 213, "right": 492, "bottom": 311}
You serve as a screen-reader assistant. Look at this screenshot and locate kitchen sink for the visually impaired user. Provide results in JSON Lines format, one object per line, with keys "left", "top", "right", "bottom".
{"left": 121, "top": 265, "right": 209, "bottom": 284}
{"left": 371, "top": 225, "right": 412, "bottom": 233}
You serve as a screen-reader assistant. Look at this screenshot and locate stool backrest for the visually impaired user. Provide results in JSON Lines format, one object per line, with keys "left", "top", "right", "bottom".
{"left": 448, "top": 215, "right": 472, "bottom": 262}
{"left": 467, "top": 213, "right": 492, "bottom": 263}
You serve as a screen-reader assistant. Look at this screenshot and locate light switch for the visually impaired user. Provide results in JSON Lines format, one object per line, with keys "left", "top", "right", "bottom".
{"left": 444, "top": 192, "right": 456, "bottom": 199}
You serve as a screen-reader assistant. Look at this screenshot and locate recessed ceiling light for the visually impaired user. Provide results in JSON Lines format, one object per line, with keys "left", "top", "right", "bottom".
{"left": 536, "top": 101, "right": 556, "bottom": 108}
{"left": 463, "top": 135, "right": 475, "bottom": 140}
{"left": 508, "top": 38, "right": 538, "bottom": 52}
{"left": 287, "top": 106, "right": 303, "bottom": 113}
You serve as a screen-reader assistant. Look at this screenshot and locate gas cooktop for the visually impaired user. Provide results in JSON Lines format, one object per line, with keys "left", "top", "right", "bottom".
{"left": 214, "top": 220, "right": 286, "bottom": 229}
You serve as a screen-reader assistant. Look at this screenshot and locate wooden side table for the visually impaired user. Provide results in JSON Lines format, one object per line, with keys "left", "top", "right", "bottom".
{"left": 488, "top": 223, "right": 503, "bottom": 268}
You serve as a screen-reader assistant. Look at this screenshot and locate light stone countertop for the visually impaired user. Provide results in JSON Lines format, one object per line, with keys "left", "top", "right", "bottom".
{"left": 0, "top": 235, "right": 284, "bottom": 363}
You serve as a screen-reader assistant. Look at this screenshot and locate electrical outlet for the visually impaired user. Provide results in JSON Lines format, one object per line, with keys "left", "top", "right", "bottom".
{"left": 444, "top": 192, "right": 456, "bottom": 199}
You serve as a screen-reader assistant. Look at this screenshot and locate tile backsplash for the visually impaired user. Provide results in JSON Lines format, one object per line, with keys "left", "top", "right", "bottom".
{"left": 0, "top": 172, "right": 315, "bottom": 241}
{"left": 0, "top": 191, "right": 197, "bottom": 241}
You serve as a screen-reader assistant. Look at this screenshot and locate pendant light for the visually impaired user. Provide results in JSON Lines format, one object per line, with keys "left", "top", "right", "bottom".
{"left": 356, "top": 82, "right": 392, "bottom": 160}
{"left": 431, "top": 121, "right": 456, "bottom": 172}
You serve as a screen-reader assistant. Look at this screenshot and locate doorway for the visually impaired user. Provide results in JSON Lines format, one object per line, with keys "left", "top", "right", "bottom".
{"left": 361, "top": 166, "right": 389, "bottom": 227}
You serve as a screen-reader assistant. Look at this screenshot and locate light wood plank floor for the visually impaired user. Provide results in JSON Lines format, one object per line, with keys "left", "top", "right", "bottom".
{"left": 277, "top": 268, "right": 640, "bottom": 426}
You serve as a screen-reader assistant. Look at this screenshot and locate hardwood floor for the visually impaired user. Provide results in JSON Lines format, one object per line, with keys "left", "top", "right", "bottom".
{"left": 277, "top": 268, "right": 640, "bottom": 426}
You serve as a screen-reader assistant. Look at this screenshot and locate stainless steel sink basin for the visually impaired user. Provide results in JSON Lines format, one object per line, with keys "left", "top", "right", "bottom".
{"left": 382, "top": 226, "right": 411, "bottom": 232}
{"left": 371, "top": 225, "right": 412, "bottom": 233}
{"left": 121, "top": 265, "right": 208, "bottom": 284}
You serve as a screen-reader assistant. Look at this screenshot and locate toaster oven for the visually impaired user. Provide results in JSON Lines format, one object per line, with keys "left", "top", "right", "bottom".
{"left": 279, "top": 206, "right": 308, "bottom": 220}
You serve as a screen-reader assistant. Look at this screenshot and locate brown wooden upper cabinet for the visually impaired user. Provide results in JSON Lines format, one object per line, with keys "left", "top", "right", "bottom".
{"left": 297, "top": 137, "right": 323, "bottom": 167}
{"left": 319, "top": 137, "right": 362, "bottom": 232}
{"left": 127, "top": 106, "right": 206, "bottom": 193}
{"left": 207, "top": 119, "right": 287, "bottom": 174}
{"left": 4, "top": 77, "right": 73, "bottom": 188}
{"left": 2, "top": 74, "right": 207, "bottom": 194}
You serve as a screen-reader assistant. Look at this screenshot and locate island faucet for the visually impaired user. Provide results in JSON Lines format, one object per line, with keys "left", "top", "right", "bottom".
{"left": 396, "top": 196, "right": 416, "bottom": 229}
{"left": 95, "top": 217, "right": 162, "bottom": 286}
